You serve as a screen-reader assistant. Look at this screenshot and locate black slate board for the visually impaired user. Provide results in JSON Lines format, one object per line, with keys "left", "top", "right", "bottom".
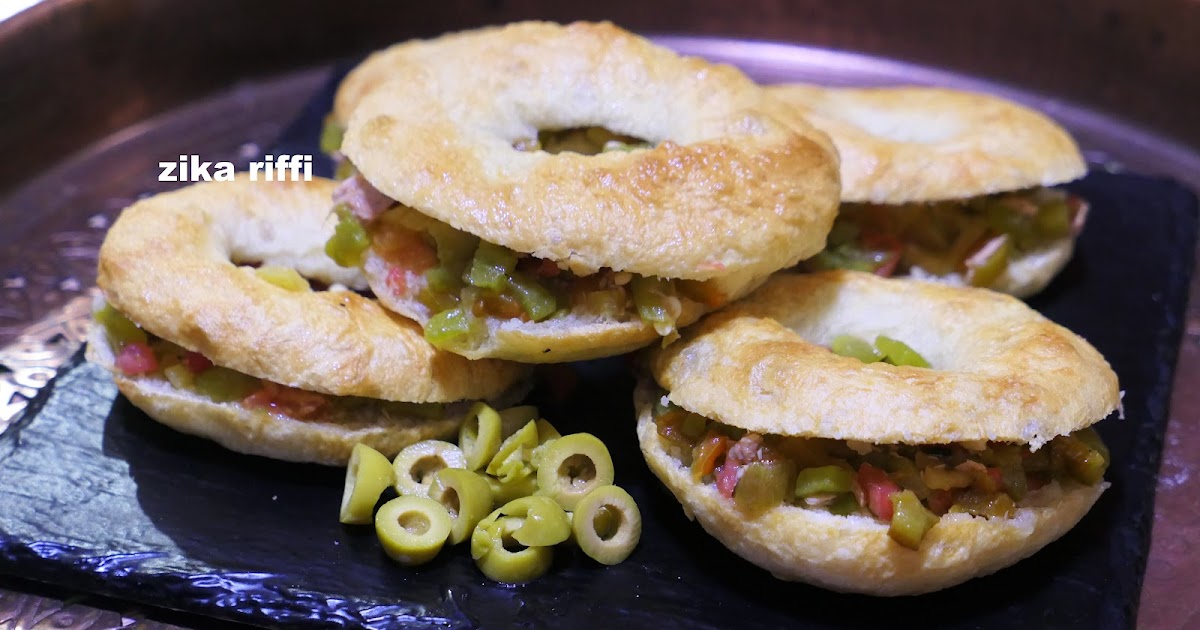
{"left": 1, "top": 65, "right": 1197, "bottom": 629}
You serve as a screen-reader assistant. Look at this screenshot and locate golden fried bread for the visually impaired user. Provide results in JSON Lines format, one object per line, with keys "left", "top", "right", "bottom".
{"left": 342, "top": 21, "right": 840, "bottom": 281}
{"left": 767, "top": 85, "right": 1086, "bottom": 204}
{"left": 635, "top": 385, "right": 1107, "bottom": 595}
{"left": 96, "top": 176, "right": 528, "bottom": 402}
{"left": 651, "top": 271, "right": 1119, "bottom": 448}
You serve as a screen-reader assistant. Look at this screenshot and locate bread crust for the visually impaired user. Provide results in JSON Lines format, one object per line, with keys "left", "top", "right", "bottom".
{"left": 96, "top": 177, "right": 528, "bottom": 402}
{"left": 767, "top": 85, "right": 1086, "bottom": 204}
{"left": 341, "top": 21, "right": 840, "bottom": 280}
{"left": 86, "top": 327, "right": 524, "bottom": 465}
{"left": 650, "top": 271, "right": 1119, "bottom": 448}
{"left": 635, "top": 386, "right": 1106, "bottom": 595}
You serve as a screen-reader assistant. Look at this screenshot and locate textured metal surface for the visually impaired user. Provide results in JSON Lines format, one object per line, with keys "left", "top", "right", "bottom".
{"left": 0, "top": 40, "right": 1197, "bottom": 629}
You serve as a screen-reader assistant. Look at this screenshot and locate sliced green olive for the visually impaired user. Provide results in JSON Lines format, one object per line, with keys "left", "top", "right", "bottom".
{"left": 333, "top": 160, "right": 357, "bottom": 181}
{"left": 428, "top": 468, "right": 494, "bottom": 545}
{"left": 95, "top": 303, "right": 148, "bottom": 349}
{"left": 254, "top": 266, "right": 310, "bottom": 292}
{"left": 471, "top": 513, "right": 554, "bottom": 583}
{"left": 1051, "top": 432, "right": 1108, "bottom": 485}
{"left": 949, "top": 491, "right": 1017, "bottom": 518}
{"left": 507, "top": 271, "right": 558, "bottom": 322}
{"left": 339, "top": 443, "right": 396, "bottom": 525}
{"left": 990, "top": 443, "right": 1028, "bottom": 501}
{"left": 571, "top": 485, "right": 641, "bottom": 565}
{"left": 922, "top": 465, "right": 973, "bottom": 490}
{"left": 325, "top": 204, "right": 370, "bottom": 268}
{"left": 630, "top": 275, "right": 679, "bottom": 335}
{"left": 794, "top": 465, "right": 854, "bottom": 498}
{"left": 193, "top": 367, "right": 260, "bottom": 403}
{"left": 875, "top": 336, "right": 931, "bottom": 368}
{"left": 319, "top": 116, "right": 345, "bottom": 154}
{"left": 1035, "top": 199, "right": 1073, "bottom": 238}
{"left": 460, "top": 402, "right": 503, "bottom": 471}
{"left": 486, "top": 420, "right": 539, "bottom": 482}
{"left": 535, "top": 433, "right": 615, "bottom": 510}
{"left": 965, "top": 234, "right": 1012, "bottom": 288}
{"left": 162, "top": 364, "right": 194, "bottom": 390}
{"left": 830, "top": 335, "right": 883, "bottom": 363}
{"left": 888, "top": 489, "right": 940, "bottom": 550}
{"left": 827, "top": 493, "right": 861, "bottom": 516}
{"left": 392, "top": 440, "right": 467, "bottom": 497}
{"left": 375, "top": 496, "right": 452, "bottom": 566}
{"left": 497, "top": 496, "right": 571, "bottom": 547}
{"left": 530, "top": 419, "right": 563, "bottom": 470}
{"left": 487, "top": 472, "right": 540, "bottom": 507}
{"left": 466, "top": 241, "right": 518, "bottom": 291}
{"left": 424, "top": 307, "right": 477, "bottom": 346}
{"left": 734, "top": 459, "right": 797, "bottom": 516}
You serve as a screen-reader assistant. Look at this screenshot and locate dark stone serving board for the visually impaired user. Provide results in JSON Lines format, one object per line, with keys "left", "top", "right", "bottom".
{"left": 0, "top": 64, "right": 1196, "bottom": 629}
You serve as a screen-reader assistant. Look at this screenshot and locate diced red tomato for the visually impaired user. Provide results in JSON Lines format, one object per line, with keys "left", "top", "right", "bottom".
{"left": 927, "top": 489, "right": 955, "bottom": 515}
{"left": 372, "top": 226, "right": 438, "bottom": 272}
{"left": 115, "top": 342, "right": 158, "bottom": 376}
{"left": 182, "top": 351, "right": 213, "bottom": 374}
{"left": 715, "top": 461, "right": 741, "bottom": 498}
{"left": 1027, "top": 474, "right": 1050, "bottom": 491}
{"left": 243, "top": 381, "right": 328, "bottom": 420}
{"left": 858, "top": 463, "right": 901, "bottom": 521}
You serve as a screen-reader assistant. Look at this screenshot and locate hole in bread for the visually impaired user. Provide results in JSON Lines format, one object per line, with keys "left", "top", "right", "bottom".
{"left": 513, "top": 127, "right": 651, "bottom": 155}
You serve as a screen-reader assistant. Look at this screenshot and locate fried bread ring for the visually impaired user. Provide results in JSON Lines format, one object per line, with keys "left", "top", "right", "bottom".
{"left": 91, "top": 177, "right": 529, "bottom": 464}
{"left": 635, "top": 383, "right": 1107, "bottom": 595}
{"left": 345, "top": 22, "right": 839, "bottom": 280}
{"left": 98, "top": 177, "right": 525, "bottom": 401}
{"left": 638, "top": 270, "right": 1118, "bottom": 593}
{"left": 767, "top": 85, "right": 1085, "bottom": 203}
{"left": 769, "top": 85, "right": 1087, "bottom": 298}
{"left": 652, "top": 271, "right": 1118, "bottom": 446}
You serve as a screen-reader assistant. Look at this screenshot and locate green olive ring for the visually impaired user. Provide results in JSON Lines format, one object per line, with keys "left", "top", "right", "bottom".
{"left": 571, "top": 485, "right": 642, "bottom": 565}
{"left": 497, "top": 496, "right": 571, "bottom": 547}
{"left": 487, "top": 473, "right": 539, "bottom": 508}
{"left": 460, "top": 403, "right": 503, "bottom": 471}
{"left": 486, "top": 420, "right": 539, "bottom": 482}
{"left": 339, "top": 443, "right": 397, "bottom": 524}
{"left": 471, "top": 513, "right": 554, "bottom": 583}
{"left": 375, "top": 496, "right": 453, "bottom": 566}
{"left": 392, "top": 440, "right": 467, "bottom": 497}
{"left": 536, "top": 433, "right": 615, "bottom": 510}
{"left": 428, "top": 468, "right": 494, "bottom": 545}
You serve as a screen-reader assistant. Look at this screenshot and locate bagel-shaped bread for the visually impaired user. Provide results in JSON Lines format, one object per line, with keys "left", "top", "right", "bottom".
{"left": 96, "top": 176, "right": 527, "bottom": 402}
{"left": 650, "top": 271, "right": 1119, "bottom": 448}
{"left": 341, "top": 21, "right": 841, "bottom": 281}
{"left": 86, "top": 325, "right": 523, "bottom": 465}
{"left": 634, "top": 381, "right": 1107, "bottom": 596}
{"left": 767, "top": 84, "right": 1086, "bottom": 204}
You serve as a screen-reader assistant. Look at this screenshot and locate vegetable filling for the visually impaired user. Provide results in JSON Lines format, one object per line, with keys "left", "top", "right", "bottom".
{"left": 327, "top": 205, "right": 722, "bottom": 348}
{"left": 650, "top": 390, "right": 1108, "bottom": 550}
{"left": 95, "top": 303, "right": 445, "bottom": 421}
{"left": 805, "top": 187, "right": 1088, "bottom": 285}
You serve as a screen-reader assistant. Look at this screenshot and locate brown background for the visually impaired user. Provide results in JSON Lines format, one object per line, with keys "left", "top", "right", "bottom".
{"left": 0, "top": 1, "right": 1197, "bottom": 628}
